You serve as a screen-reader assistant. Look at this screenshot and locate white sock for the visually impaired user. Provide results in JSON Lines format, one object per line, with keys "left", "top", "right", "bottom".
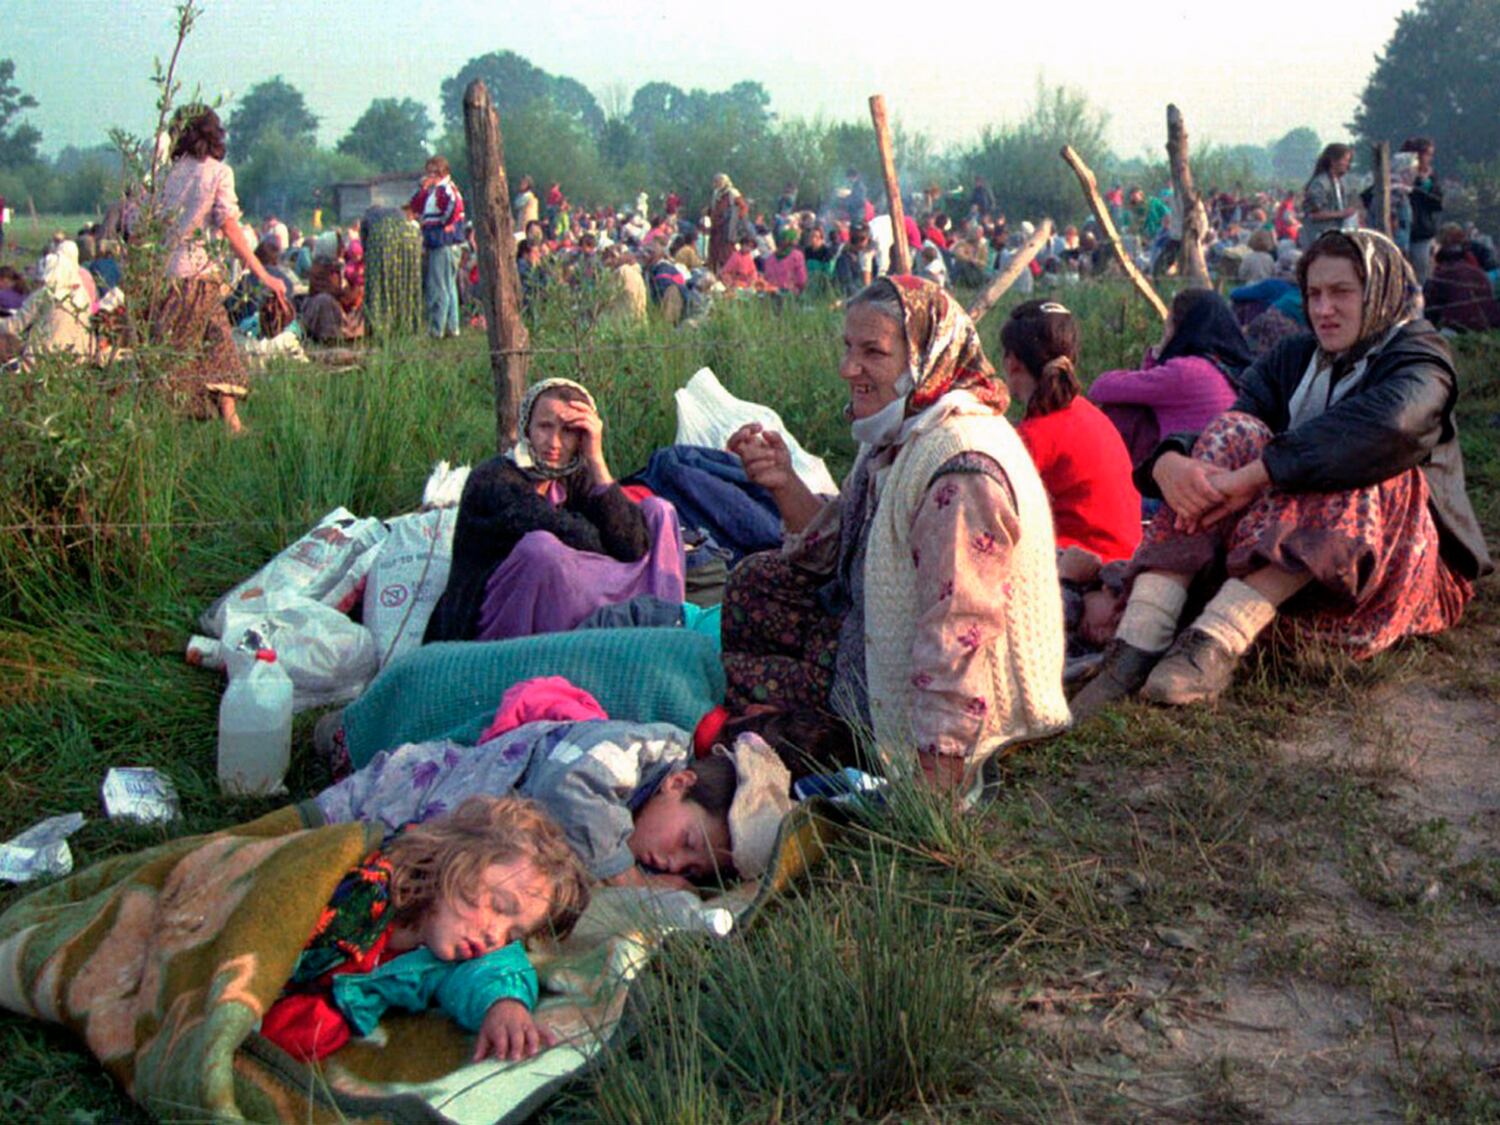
{"left": 1116, "top": 573, "right": 1190, "bottom": 654}
{"left": 1191, "top": 579, "right": 1278, "bottom": 656}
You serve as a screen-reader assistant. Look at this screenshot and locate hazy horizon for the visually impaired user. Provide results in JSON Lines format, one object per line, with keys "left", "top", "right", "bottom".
{"left": 9, "top": 0, "right": 1413, "bottom": 162}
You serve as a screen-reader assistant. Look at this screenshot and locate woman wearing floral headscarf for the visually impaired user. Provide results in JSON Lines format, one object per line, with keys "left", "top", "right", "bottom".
{"left": 722, "top": 276, "right": 1070, "bottom": 795}
{"left": 424, "top": 378, "right": 685, "bottom": 644}
{"left": 1074, "top": 230, "right": 1492, "bottom": 716}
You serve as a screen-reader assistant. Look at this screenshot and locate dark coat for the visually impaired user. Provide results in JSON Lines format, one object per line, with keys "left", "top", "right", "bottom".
{"left": 423, "top": 456, "right": 651, "bottom": 643}
{"left": 1408, "top": 177, "right": 1444, "bottom": 243}
{"left": 1136, "top": 321, "right": 1492, "bottom": 581}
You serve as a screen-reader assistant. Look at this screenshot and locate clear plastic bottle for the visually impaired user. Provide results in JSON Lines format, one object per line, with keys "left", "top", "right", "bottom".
{"left": 217, "top": 648, "right": 294, "bottom": 796}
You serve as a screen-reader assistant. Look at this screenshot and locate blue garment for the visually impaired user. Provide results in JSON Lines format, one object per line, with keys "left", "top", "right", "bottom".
{"left": 88, "top": 258, "right": 122, "bottom": 290}
{"left": 424, "top": 243, "right": 461, "bottom": 336}
{"left": 330, "top": 940, "right": 537, "bottom": 1036}
{"left": 1270, "top": 288, "right": 1306, "bottom": 325}
{"left": 626, "top": 446, "right": 782, "bottom": 565}
{"left": 1229, "top": 278, "right": 1295, "bottom": 305}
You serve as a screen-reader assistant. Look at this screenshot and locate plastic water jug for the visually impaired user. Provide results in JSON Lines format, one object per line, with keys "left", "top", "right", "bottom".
{"left": 217, "top": 648, "right": 293, "bottom": 796}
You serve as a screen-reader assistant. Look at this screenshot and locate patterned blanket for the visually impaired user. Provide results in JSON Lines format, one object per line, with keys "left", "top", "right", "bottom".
{"left": 0, "top": 800, "right": 836, "bottom": 1123}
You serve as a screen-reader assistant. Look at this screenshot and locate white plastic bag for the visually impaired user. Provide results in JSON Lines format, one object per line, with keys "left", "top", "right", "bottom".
{"left": 673, "top": 368, "right": 839, "bottom": 496}
{"left": 422, "top": 461, "right": 470, "bottom": 509}
{"left": 200, "top": 507, "right": 387, "bottom": 636}
{"left": 362, "top": 508, "right": 455, "bottom": 669}
{"left": 221, "top": 593, "right": 379, "bottom": 713}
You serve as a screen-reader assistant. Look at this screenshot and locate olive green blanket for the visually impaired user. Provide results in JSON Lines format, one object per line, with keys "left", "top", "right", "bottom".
{"left": 0, "top": 800, "right": 835, "bottom": 1122}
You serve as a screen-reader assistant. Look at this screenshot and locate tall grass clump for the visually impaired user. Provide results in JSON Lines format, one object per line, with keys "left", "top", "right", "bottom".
{"left": 561, "top": 820, "right": 1041, "bottom": 1123}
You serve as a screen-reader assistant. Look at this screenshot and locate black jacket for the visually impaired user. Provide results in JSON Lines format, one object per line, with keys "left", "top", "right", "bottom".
{"left": 423, "top": 456, "right": 652, "bottom": 643}
{"left": 1408, "top": 177, "right": 1443, "bottom": 243}
{"left": 1136, "top": 321, "right": 1492, "bottom": 581}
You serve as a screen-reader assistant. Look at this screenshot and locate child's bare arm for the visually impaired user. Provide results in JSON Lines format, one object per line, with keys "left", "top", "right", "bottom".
{"left": 602, "top": 865, "right": 695, "bottom": 892}
{"left": 474, "top": 998, "right": 556, "bottom": 1062}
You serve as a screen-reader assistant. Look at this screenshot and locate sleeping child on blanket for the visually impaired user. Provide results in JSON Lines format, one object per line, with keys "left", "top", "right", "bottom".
{"left": 313, "top": 720, "right": 798, "bottom": 892}
{"left": 260, "top": 795, "right": 590, "bottom": 1063}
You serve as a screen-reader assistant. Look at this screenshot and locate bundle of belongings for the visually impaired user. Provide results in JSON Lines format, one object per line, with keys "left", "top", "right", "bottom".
{"left": 0, "top": 376, "right": 880, "bottom": 1123}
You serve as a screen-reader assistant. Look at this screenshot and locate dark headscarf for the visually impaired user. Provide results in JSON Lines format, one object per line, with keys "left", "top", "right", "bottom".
{"left": 1300, "top": 229, "right": 1420, "bottom": 380}
{"left": 1157, "top": 288, "right": 1253, "bottom": 381}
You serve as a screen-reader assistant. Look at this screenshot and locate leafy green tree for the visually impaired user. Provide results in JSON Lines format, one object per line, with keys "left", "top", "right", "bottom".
{"left": 227, "top": 77, "right": 318, "bottom": 161}
{"left": 52, "top": 145, "right": 122, "bottom": 212}
{"left": 1270, "top": 127, "right": 1322, "bottom": 182}
{"left": 0, "top": 58, "right": 42, "bottom": 169}
{"left": 439, "top": 52, "right": 604, "bottom": 140}
{"left": 961, "top": 81, "right": 1111, "bottom": 224}
{"left": 1352, "top": 0, "right": 1500, "bottom": 167}
{"left": 235, "top": 130, "right": 370, "bottom": 216}
{"left": 337, "top": 97, "right": 433, "bottom": 172}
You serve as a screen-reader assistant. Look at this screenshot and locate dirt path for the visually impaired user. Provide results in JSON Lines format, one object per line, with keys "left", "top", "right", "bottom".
{"left": 1025, "top": 666, "right": 1500, "bottom": 1122}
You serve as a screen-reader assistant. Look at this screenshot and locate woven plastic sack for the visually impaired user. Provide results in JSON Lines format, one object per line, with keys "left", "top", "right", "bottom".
{"left": 362, "top": 508, "right": 456, "bottom": 669}
{"left": 200, "top": 507, "right": 386, "bottom": 636}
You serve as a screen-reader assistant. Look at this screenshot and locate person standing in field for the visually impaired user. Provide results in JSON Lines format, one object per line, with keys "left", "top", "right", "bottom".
{"left": 1402, "top": 138, "right": 1442, "bottom": 287}
{"left": 1299, "top": 144, "right": 1359, "bottom": 247}
{"left": 410, "top": 156, "right": 466, "bottom": 339}
{"left": 150, "top": 106, "right": 290, "bottom": 434}
{"left": 512, "top": 176, "right": 539, "bottom": 230}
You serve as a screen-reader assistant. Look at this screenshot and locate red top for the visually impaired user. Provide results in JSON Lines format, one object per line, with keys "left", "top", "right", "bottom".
{"left": 1017, "top": 396, "right": 1142, "bottom": 562}
{"left": 260, "top": 926, "right": 398, "bottom": 1060}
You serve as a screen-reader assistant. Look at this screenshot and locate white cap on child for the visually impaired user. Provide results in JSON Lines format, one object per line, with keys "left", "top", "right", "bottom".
{"left": 719, "top": 733, "right": 793, "bottom": 881}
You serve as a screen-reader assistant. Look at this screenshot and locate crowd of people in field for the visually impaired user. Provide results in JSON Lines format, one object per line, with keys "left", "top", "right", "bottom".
{"left": 1, "top": 104, "right": 1496, "bottom": 1079}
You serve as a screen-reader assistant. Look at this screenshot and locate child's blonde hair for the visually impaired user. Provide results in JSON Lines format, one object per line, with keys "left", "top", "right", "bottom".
{"left": 384, "top": 796, "right": 591, "bottom": 940}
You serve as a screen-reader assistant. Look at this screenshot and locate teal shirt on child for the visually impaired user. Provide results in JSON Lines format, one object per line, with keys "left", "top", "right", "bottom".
{"left": 331, "top": 940, "right": 538, "bottom": 1036}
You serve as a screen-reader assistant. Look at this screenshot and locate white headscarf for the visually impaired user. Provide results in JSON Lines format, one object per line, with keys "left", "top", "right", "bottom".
{"left": 39, "top": 241, "right": 90, "bottom": 312}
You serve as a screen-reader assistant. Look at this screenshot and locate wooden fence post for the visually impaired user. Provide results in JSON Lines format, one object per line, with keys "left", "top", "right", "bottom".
{"left": 867, "top": 95, "right": 910, "bottom": 276}
{"left": 463, "top": 79, "right": 529, "bottom": 451}
{"left": 1060, "top": 145, "right": 1168, "bottom": 320}
{"left": 966, "top": 219, "right": 1053, "bottom": 325}
{"left": 1165, "top": 104, "right": 1211, "bottom": 289}
{"left": 1373, "top": 142, "right": 1392, "bottom": 238}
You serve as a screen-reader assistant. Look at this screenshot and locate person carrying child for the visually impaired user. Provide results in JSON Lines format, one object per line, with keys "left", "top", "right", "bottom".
{"left": 260, "top": 795, "right": 590, "bottom": 1063}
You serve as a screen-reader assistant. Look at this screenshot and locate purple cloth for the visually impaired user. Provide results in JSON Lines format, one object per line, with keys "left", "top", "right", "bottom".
{"left": 476, "top": 496, "right": 685, "bottom": 641}
{"left": 1087, "top": 355, "right": 1237, "bottom": 443}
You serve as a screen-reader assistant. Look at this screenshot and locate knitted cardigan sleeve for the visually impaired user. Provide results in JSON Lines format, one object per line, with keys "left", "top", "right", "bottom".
{"left": 907, "top": 457, "right": 1020, "bottom": 757}
{"left": 566, "top": 478, "right": 651, "bottom": 562}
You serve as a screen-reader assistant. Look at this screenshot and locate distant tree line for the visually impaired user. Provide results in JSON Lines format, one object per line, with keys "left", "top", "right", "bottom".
{"left": 1, "top": 0, "right": 1496, "bottom": 225}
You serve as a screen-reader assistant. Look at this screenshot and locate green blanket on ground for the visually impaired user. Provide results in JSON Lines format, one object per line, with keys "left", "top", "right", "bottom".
{"left": 345, "top": 630, "right": 726, "bottom": 769}
{"left": 0, "top": 800, "right": 835, "bottom": 1123}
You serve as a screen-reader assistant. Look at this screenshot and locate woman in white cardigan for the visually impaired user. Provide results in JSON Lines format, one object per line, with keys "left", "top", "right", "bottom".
{"left": 721, "top": 275, "right": 1069, "bottom": 797}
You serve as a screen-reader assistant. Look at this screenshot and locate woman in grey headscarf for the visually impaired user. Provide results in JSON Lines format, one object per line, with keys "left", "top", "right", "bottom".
{"left": 1076, "top": 229, "right": 1492, "bottom": 716}
{"left": 424, "top": 378, "right": 684, "bottom": 643}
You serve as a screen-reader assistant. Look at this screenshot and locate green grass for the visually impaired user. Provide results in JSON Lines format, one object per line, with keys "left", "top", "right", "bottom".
{"left": 2, "top": 285, "right": 1498, "bottom": 1122}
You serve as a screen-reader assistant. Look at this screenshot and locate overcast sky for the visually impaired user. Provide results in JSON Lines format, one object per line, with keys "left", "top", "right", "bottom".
{"left": 9, "top": 0, "right": 1410, "bottom": 160}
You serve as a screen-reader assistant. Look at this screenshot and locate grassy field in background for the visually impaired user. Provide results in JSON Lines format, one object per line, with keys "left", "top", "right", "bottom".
{"left": 1, "top": 281, "right": 1496, "bottom": 1122}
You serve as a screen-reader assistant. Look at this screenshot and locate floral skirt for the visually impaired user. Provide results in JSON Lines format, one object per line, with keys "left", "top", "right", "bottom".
{"left": 151, "top": 275, "right": 247, "bottom": 416}
{"left": 720, "top": 551, "right": 844, "bottom": 712}
{"left": 1134, "top": 411, "right": 1472, "bottom": 658}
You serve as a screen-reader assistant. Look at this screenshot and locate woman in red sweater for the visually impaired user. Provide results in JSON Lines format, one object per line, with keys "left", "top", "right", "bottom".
{"left": 1002, "top": 300, "right": 1142, "bottom": 563}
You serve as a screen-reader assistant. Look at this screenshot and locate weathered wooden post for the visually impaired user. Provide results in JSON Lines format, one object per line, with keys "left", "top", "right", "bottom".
{"left": 1373, "top": 141, "right": 1392, "bottom": 238}
{"left": 1060, "top": 145, "right": 1168, "bottom": 320}
{"left": 967, "top": 218, "right": 1054, "bottom": 325}
{"left": 463, "top": 79, "right": 529, "bottom": 451}
{"left": 1165, "top": 104, "right": 1211, "bottom": 289}
{"left": 867, "top": 95, "right": 911, "bottom": 275}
